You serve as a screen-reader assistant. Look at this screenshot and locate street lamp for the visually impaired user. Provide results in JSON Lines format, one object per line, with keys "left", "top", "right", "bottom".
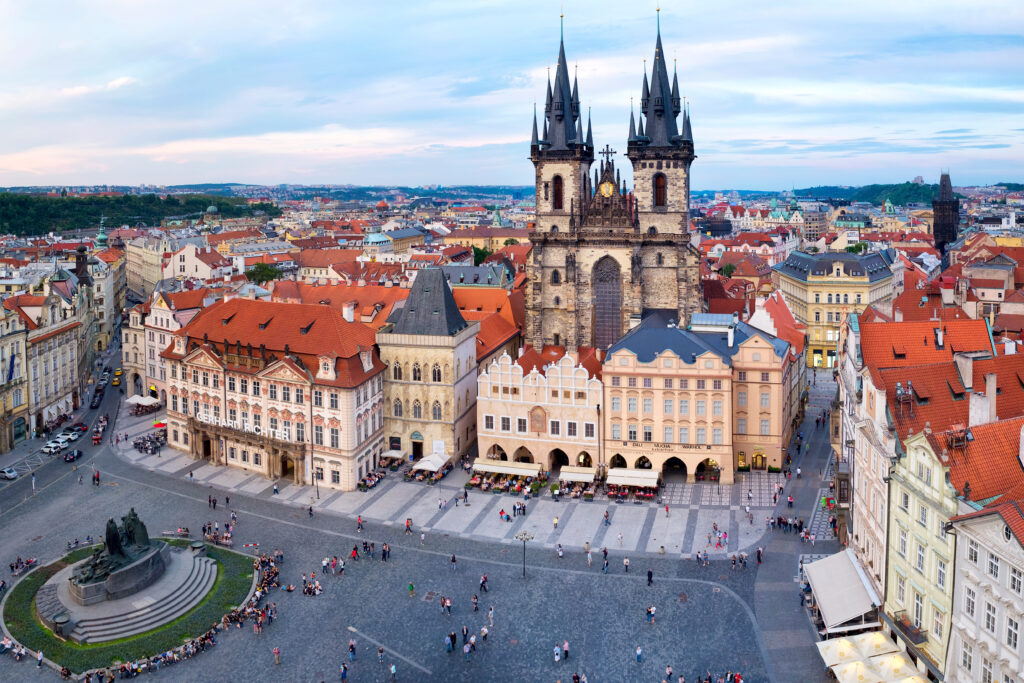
{"left": 514, "top": 531, "right": 534, "bottom": 578}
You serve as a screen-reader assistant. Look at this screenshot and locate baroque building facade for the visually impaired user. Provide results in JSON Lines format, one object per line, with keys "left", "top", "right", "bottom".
{"left": 526, "top": 23, "right": 701, "bottom": 353}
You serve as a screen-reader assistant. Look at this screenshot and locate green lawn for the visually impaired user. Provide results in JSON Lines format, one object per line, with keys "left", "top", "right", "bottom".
{"left": 2, "top": 540, "right": 253, "bottom": 674}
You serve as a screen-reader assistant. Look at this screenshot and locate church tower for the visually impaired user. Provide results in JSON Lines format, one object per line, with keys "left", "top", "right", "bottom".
{"left": 525, "top": 16, "right": 702, "bottom": 354}
{"left": 932, "top": 172, "right": 960, "bottom": 256}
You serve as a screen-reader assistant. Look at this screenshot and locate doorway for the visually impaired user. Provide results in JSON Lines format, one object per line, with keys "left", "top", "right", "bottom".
{"left": 281, "top": 456, "right": 294, "bottom": 480}
{"left": 202, "top": 437, "right": 212, "bottom": 460}
{"left": 662, "top": 456, "right": 687, "bottom": 483}
{"left": 412, "top": 440, "right": 423, "bottom": 460}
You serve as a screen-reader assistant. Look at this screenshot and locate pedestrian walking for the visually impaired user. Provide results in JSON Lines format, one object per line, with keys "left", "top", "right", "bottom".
{"left": 272, "top": 482, "right": 278, "bottom": 494}
{"left": 308, "top": 506, "right": 313, "bottom": 518}
{"left": 554, "top": 643, "right": 561, "bottom": 663}
{"left": 488, "top": 605, "right": 494, "bottom": 626}
{"left": 273, "top": 646, "right": 280, "bottom": 665}
{"left": 189, "top": 470, "right": 194, "bottom": 483}
{"left": 462, "top": 625, "right": 469, "bottom": 644}
{"left": 378, "top": 646, "right": 385, "bottom": 663}
{"left": 479, "top": 573, "right": 488, "bottom": 592}
{"left": 623, "top": 556, "right": 630, "bottom": 572}
{"left": 451, "top": 554, "right": 457, "bottom": 571}
{"left": 472, "top": 594, "right": 479, "bottom": 611}
{"left": 390, "top": 663, "right": 397, "bottom": 681}
{"left": 617, "top": 532, "right": 623, "bottom": 546}
{"left": 463, "top": 643, "right": 471, "bottom": 661}
{"left": 420, "top": 532, "right": 425, "bottom": 545}
{"left": 36, "top": 650, "right": 43, "bottom": 667}
{"left": 553, "top": 516, "right": 559, "bottom": 529}
{"left": 602, "top": 558, "right": 609, "bottom": 574}
{"left": 408, "top": 582, "right": 414, "bottom": 597}
{"left": 636, "top": 645, "right": 643, "bottom": 663}
{"left": 665, "top": 504, "right": 670, "bottom": 517}
{"left": 647, "top": 568, "right": 653, "bottom": 586}
{"left": 563, "top": 639, "right": 569, "bottom": 660}
{"left": 587, "top": 550, "right": 592, "bottom": 567}
{"left": 603, "top": 510, "right": 611, "bottom": 526}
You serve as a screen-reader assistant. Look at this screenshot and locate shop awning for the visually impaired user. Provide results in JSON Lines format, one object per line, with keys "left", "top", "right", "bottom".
{"left": 138, "top": 395, "right": 160, "bottom": 406}
{"left": 382, "top": 449, "right": 405, "bottom": 460}
{"left": 472, "top": 459, "right": 542, "bottom": 477}
{"left": 606, "top": 468, "right": 659, "bottom": 488}
{"left": 558, "top": 466, "right": 596, "bottom": 483}
{"left": 412, "top": 452, "right": 449, "bottom": 472}
{"left": 804, "top": 549, "right": 881, "bottom": 630}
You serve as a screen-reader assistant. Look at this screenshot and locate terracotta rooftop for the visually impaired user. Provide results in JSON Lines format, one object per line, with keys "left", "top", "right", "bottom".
{"left": 516, "top": 345, "right": 602, "bottom": 380}
{"left": 937, "top": 416, "right": 1024, "bottom": 505}
{"left": 859, "top": 318, "right": 992, "bottom": 381}
{"left": 951, "top": 499, "right": 1024, "bottom": 548}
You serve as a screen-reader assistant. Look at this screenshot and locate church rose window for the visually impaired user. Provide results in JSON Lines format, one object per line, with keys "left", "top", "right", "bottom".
{"left": 553, "top": 175, "right": 564, "bottom": 210}
{"left": 593, "top": 256, "right": 622, "bottom": 350}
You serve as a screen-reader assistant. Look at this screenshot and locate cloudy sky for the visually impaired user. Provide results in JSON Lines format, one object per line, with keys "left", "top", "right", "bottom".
{"left": 0, "top": 0, "right": 1021, "bottom": 189}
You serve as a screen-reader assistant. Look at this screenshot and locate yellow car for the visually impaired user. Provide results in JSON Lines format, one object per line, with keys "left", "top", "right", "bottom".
{"left": 114, "top": 368, "right": 123, "bottom": 376}
{"left": 112, "top": 377, "right": 121, "bottom": 386}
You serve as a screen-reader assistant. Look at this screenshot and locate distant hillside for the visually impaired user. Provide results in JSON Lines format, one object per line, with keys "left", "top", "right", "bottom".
{"left": 0, "top": 194, "right": 280, "bottom": 235}
{"left": 796, "top": 182, "right": 946, "bottom": 206}
{"left": 997, "top": 182, "right": 1024, "bottom": 192}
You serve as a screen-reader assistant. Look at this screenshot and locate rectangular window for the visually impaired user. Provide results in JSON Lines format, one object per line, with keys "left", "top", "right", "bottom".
{"left": 982, "top": 659, "right": 993, "bottom": 683}
{"left": 933, "top": 609, "right": 944, "bottom": 638}
{"left": 936, "top": 558, "right": 946, "bottom": 588}
{"left": 331, "top": 470, "right": 340, "bottom": 484}
{"left": 484, "top": 415, "right": 494, "bottom": 430}
{"left": 679, "top": 380, "right": 688, "bottom": 390}
{"left": 254, "top": 453, "right": 261, "bottom": 466}
{"left": 212, "top": 374, "right": 219, "bottom": 389}
{"left": 330, "top": 393, "right": 339, "bottom": 410}
{"left": 282, "top": 386, "right": 292, "bottom": 402}
{"left": 269, "top": 417, "right": 278, "bottom": 433}
{"left": 228, "top": 376, "right": 235, "bottom": 392}
{"left": 611, "top": 424, "right": 621, "bottom": 440}
{"left": 269, "top": 384, "right": 277, "bottom": 400}
{"left": 201, "top": 371, "right": 209, "bottom": 386}
{"left": 295, "top": 388, "right": 304, "bottom": 404}
{"left": 738, "top": 371, "right": 747, "bottom": 381}
{"left": 663, "top": 379, "right": 673, "bottom": 389}
{"left": 988, "top": 553, "right": 1000, "bottom": 579}
{"left": 712, "top": 379, "right": 722, "bottom": 390}
{"left": 737, "top": 391, "right": 746, "bottom": 407}
{"left": 898, "top": 529, "right": 907, "bottom": 557}
{"left": 900, "top": 491, "right": 910, "bottom": 511}
{"left": 282, "top": 420, "right": 291, "bottom": 440}
{"left": 253, "top": 413, "right": 261, "bottom": 428}
{"left": 918, "top": 505, "right": 927, "bottom": 527}
{"left": 240, "top": 378, "right": 248, "bottom": 394}
{"left": 549, "top": 420, "right": 560, "bottom": 436}
{"left": 1011, "top": 567, "right": 1022, "bottom": 595}
{"left": 737, "top": 418, "right": 746, "bottom": 434}
{"left": 712, "top": 428, "right": 723, "bottom": 445}
{"left": 330, "top": 428, "right": 339, "bottom": 449}
{"left": 679, "top": 427, "right": 689, "bottom": 443}
{"left": 913, "top": 592, "right": 923, "bottom": 628}
{"left": 696, "top": 400, "right": 706, "bottom": 416}
{"left": 664, "top": 399, "right": 673, "bottom": 414}
{"left": 663, "top": 427, "right": 673, "bottom": 443}
{"left": 313, "top": 390, "right": 323, "bottom": 407}
{"left": 642, "top": 426, "right": 652, "bottom": 442}
{"left": 961, "top": 641, "right": 973, "bottom": 672}
{"left": 761, "top": 372, "right": 769, "bottom": 382}
{"left": 696, "top": 380, "right": 705, "bottom": 390}
{"left": 193, "top": 400, "right": 199, "bottom": 416}
{"left": 627, "top": 397, "right": 637, "bottom": 413}
{"left": 171, "top": 396, "right": 178, "bottom": 412}
{"left": 760, "top": 392, "right": 770, "bottom": 408}
{"left": 712, "top": 400, "right": 723, "bottom": 416}
{"left": 1007, "top": 616, "right": 1019, "bottom": 650}
{"left": 192, "top": 369, "right": 199, "bottom": 383}
{"left": 611, "top": 396, "right": 621, "bottom": 411}
{"left": 968, "top": 540, "right": 979, "bottom": 563}
{"left": 241, "top": 450, "right": 248, "bottom": 463}
{"left": 228, "top": 408, "right": 237, "bottom": 423}
{"left": 584, "top": 423, "right": 594, "bottom": 438}
{"left": 679, "top": 399, "right": 689, "bottom": 415}
{"left": 915, "top": 544, "right": 925, "bottom": 573}
{"left": 896, "top": 575, "right": 905, "bottom": 604}
{"left": 696, "top": 428, "right": 706, "bottom": 445}
{"left": 760, "top": 419, "right": 770, "bottom": 435}
{"left": 518, "top": 418, "right": 528, "bottom": 434}
{"left": 642, "top": 377, "right": 652, "bottom": 388}
{"left": 567, "top": 422, "right": 577, "bottom": 437}
{"left": 314, "top": 425, "right": 323, "bottom": 445}
{"left": 627, "top": 425, "right": 637, "bottom": 441}
{"left": 642, "top": 398, "right": 652, "bottom": 414}
{"left": 171, "top": 364, "right": 177, "bottom": 379}
{"left": 296, "top": 422, "right": 305, "bottom": 442}
{"left": 252, "top": 380, "right": 260, "bottom": 396}
{"left": 985, "top": 603, "right": 997, "bottom": 633}
{"left": 964, "top": 586, "right": 975, "bottom": 617}
{"left": 611, "top": 376, "right": 620, "bottom": 387}
{"left": 627, "top": 377, "right": 636, "bottom": 388}
{"left": 500, "top": 417, "right": 511, "bottom": 432}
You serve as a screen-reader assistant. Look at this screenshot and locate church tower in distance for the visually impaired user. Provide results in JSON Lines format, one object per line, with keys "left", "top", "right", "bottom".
{"left": 525, "top": 17, "right": 702, "bottom": 354}
{"left": 932, "top": 172, "right": 960, "bottom": 255}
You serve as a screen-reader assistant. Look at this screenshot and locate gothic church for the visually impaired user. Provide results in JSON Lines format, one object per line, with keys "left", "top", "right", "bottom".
{"left": 526, "top": 20, "right": 702, "bottom": 352}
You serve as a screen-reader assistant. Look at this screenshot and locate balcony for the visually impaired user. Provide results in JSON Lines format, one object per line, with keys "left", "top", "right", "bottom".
{"left": 891, "top": 610, "right": 928, "bottom": 645}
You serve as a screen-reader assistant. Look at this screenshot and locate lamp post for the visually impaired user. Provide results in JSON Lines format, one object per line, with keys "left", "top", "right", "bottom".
{"left": 514, "top": 531, "right": 534, "bottom": 578}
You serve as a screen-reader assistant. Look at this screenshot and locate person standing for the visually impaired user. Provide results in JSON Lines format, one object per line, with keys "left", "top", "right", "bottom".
{"left": 463, "top": 643, "right": 471, "bottom": 661}
{"left": 647, "top": 568, "right": 653, "bottom": 586}
{"left": 450, "top": 554, "right": 457, "bottom": 571}
{"left": 390, "top": 663, "right": 397, "bottom": 681}
{"left": 602, "top": 558, "right": 609, "bottom": 574}
{"left": 273, "top": 646, "right": 280, "bottom": 665}
{"left": 479, "top": 574, "right": 488, "bottom": 592}
{"left": 617, "top": 532, "right": 623, "bottom": 546}
{"left": 563, "top": 639, "right": 569, "bottom": 660}
{"left": 36, "top": 649, "right": 43, "bottom": 667}
{"left": 348, "top": 639, "right": 356, "bottom": 661}
{"left": 586, "top": 550, "right": 592, "bottom": 567}
{"left": 488, "top": 605, "right": 494, "bottom": 627}
{"left": 636, "top": 645, "right": 643, "bottom": 663}
{"left": 623, "top": 556, "right": 630, "bottom": 573}
{"left": 378, "top": 646, "right": 385, "bottom": 663}
{"left": 553, "top": 643, "right": 561, "bottom": 664}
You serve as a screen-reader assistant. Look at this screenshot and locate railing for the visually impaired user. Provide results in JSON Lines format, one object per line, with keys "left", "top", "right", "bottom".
{"left": 892, "top": 610, "right": 928, "bottom": 645}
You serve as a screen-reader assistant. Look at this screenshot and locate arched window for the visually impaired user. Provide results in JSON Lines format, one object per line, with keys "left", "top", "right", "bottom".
{"left": 412, "top": 364, "right": 422, "bottom": 381}
{"left": 551, "top": 225, "right": 559, "bottom": 233}
{"left": 392, "top": 364, "right": 402, "bottom": 380}
{"left": 393, "top": 399, "right": 403, "bottom": 417}
{"left": 553, "top": 175, "right": 564, "bottom": 210}
{"left": 827, "top": 294, "right": 833, "bottom": 304}
{"left": 656, "top": 253, "right": 664, "bottom": 266}
{"left": 843, "top": 293, "right": 849, "bottom": 304}
{"left": 648, "top": 226, "right": 657, "bottom": 236}
{"left": 412, "top": 400, "right": 422, "bottom": 418}
{"left": 551, "top": 270, "right": 561, "bottom": 284}
{"left": 654, "top": 174, "right": 667, "bottom": 207}
{"left": 432, "top": 402, "right": 442, "bottom": 421}
{"left": 431, "top": 364, "right": 441, "bottom": 382}
{"left": 554, "top": 296, "right": 561, "bottom": 306}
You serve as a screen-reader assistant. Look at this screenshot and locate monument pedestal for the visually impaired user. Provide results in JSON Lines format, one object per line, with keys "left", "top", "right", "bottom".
{"left": 68, "top": 542, "right": 170, "bottom": 606}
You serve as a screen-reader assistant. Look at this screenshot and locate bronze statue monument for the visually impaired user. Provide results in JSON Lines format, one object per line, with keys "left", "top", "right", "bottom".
{"left": 69, "top": 508, "right": 169, "bottom": 605}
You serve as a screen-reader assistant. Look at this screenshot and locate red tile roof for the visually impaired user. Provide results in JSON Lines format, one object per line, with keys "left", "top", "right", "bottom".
{"left": 762, "top": 291, "right": 807, "bottom": 356}
{"left": 270, "top": 281, "right": 409, "bottom": 331}
{"left": 951, "top": 500, "right": 1024, "bottom": 549}
{"left": 859, "top": 318, "right": 993, "bottom": 380}
{"left": 939, "top": 416, "right": 1024, "bottom": 505}
{"left": 516, "top": 345, "right": 602, "bottom": 380}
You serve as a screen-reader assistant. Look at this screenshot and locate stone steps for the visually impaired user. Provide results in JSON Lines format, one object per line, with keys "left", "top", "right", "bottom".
{"left": 69, "top": 556, "right": 217, "bottom": 643}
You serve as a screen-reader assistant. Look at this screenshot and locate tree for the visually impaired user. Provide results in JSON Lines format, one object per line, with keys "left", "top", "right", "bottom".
{"left": 503, "top": 238, "right": 519, "bottom": 246}
{"left": 245, "top": 262, "right": 282, "bottom": 285}
{"left": 472, "top": 246, "right": 493, "bottom": 266}
{"left": 719, "top": 263, "right": 736, "bottom": 277}
{"left": 845, "top": 242, "right": 867, "bottom": 254}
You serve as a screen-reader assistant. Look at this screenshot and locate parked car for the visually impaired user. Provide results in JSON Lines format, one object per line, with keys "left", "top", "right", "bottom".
{"left": 72, "top": 422, "right": 88, "bottom": 432}
{"left": 0, "top": 467, "right": 17, "bottom": 480}
{"left": 42, "top": 441, "right": 64, "bottom": 454}
{"left": 60, "top": 430, "right": 81, "bottom": 442}
{"left": 90, "top": 398, "right": 101, "bottom": 409}
{"left": 63, "top": 449, "right": 83, "bottom": 462}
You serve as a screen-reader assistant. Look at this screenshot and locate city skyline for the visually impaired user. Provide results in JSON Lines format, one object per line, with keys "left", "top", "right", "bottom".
{"left": 0, "top": 0, "right": 1021, "bottom": 189}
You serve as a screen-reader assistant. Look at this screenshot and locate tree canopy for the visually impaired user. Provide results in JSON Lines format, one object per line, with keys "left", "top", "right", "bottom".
{"left": 244, "top": 262, "right": 283, "bottom": 285}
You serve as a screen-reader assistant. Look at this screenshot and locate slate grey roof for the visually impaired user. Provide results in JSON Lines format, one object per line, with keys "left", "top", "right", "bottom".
{"left": 384, "top": 227, "right": 425, "bottom": 240}
{"left": 608, "top": 310, "right": 789, "bottom": 365}
{"left": 386, "top": 268, "right": 467, "bottom": 336}
{"left": 772, "top": 251, "right": 894, "bottom": 283}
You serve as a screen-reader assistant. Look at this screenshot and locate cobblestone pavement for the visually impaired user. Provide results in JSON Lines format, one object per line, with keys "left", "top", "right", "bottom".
{"left": 0, "top": 367, "right": 843, "bottom": 682}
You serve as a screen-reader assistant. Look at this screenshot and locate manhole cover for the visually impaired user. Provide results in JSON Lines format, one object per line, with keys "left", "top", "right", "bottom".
{"left": 678, "top": 593, "right": 687, "bottom": 603}
{"left": 713, "top": 587, "right": 721, "bottom": 593}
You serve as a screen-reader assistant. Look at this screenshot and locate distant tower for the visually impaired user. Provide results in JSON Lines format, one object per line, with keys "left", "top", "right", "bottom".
{"left": 932, "top": 172, "right": 960, "bottom": 255}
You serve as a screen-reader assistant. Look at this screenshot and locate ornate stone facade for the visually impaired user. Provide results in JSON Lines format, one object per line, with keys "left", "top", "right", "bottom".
{"left": 526, "top": 24, "right": 701, "bottom": 353}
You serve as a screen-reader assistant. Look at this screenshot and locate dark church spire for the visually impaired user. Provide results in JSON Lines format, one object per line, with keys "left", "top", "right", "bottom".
{"left": 585, "top": 108, "right": 593, "bottom": 148}
{"left": 938, "top": 172, "right": 954, "bottom": 201}
{"left": 681, "top": 102, "right": 693, "bottom": 143}
{"left": 531, "top": 104, "right": 539, "bottom": 147}
{"left": 671, "top": 61, "right": 681, "bottom": 116}
{"left": 639, "top": 11, "right": 681, "bottom": 147}
{"left": 628, "top": 100, "right": 637, "bottom": 141}
{"left": 542, "top": 19, "right": 583, "bottom": 152}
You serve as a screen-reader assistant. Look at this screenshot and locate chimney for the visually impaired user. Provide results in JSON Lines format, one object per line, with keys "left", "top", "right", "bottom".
{"left": 1005, "top": 340, "right": 1017, "bottom": 355}
{"left": 986, "top": 372, "right": 997, "bottom": 423}
{"left": 894, "top": 307, "right": 903, "bottom": 322}
{"left": 969, "top": 386, "right": 995, "bottom": 428}
{"left": 342, "top": 301, "right": 355, "bottom": 323}
{"left": 936, "top": 327, "right": 944, "bottom": 348}
{"left": 727, "top": 325, "right": 735, "bottom": 348}
{"left": 518, "top": 346, "right": 525, "bottom": 358}
{"left": 953, "top": 352, "right": 974, "bottom": 391}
